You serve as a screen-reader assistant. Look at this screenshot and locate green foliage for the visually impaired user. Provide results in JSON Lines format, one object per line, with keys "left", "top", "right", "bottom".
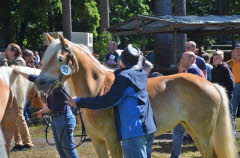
{"left": 94, "top": 31, "right": 112, "bottom": 61}
{"left": 109, "top": 0, "right": 151, "bottom": 49}
{"left": 72, "top": 0, "right": 100, "bottom": 38}
{"left": 221, "top": 0, "right": 240, "bottom": 15}
{"left": 187, "top": 0, "right": 216, "bottom": 15}
{"left": 110, "top": 0, "right": 151, "bottom": 25}
{"left": 0, "top": 0, "right": 62, "bottom": 49}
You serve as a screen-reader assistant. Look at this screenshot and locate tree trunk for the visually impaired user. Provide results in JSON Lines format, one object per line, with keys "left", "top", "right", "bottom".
{"left": 217, "top": 0, "right": 225, "bottom": 43}
{"left": 18, "top": 20, "right": 28, "bottom": 47}
{"left": 174, "top": 0, "right": 186, "bottom": 61}
{"left": 62, "top": 0, "right": 72, "bottom": 40}
{"left": 99, "top": 0, "right": 110, "bottom": 32}
{"left": 2, "top": 0, "right": 13, "bottom": 46}
{"left": 154, "top": 0, "right": 174, "bottom": 72}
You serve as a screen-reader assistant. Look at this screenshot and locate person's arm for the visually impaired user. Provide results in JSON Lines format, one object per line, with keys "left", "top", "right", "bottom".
{"left": 35, "top": 106, "right": 51, "bottom": 118}
{"left": 224, "top": 67, "right": 235, "bottom": 93}
{"left": 13, "top": 66, "right": 38, "bottom": 82}
{"left": 68, "top": 75, "right": 130, "bottom": 110}
{"left": 211, "top": 69, "right": 216, "bottom": 83}
{"left": 202, "top": 69, "right": 207, "bottom": 78}
{"left": 13, "top": 66, "right": 30, "bottom": 79}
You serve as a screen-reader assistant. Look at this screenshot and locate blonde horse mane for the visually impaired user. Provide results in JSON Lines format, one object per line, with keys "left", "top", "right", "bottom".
{"left": 0, "top": 66, "right": 41, "bottom": 108}
{"left": 42, "top": 38, "right": 104, "bottom": 69}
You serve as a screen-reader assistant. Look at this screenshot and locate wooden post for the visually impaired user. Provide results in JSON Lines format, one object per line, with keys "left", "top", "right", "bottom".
{"left": 62, "top": 0, "right": 72, "bottom": 40}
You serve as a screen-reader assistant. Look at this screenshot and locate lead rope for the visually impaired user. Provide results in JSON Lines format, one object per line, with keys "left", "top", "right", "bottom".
{"left": 58, "top": 85, "right": 87, "bottom": 150}
{"left": 43, "top": 115, "right": 55, "bottom": 146}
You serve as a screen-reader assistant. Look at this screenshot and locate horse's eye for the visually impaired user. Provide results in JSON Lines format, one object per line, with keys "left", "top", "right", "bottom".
{"left": 59, "top": 57, "right": 64, "bottom": 62}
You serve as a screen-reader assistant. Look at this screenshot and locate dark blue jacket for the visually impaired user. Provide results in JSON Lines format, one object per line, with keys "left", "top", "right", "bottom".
{"left": 76, "top": 68, "right": 157, "bottom": 140}
{"left": 211, "top": 62, "right": 235, "bottom": 95}
{"left": 188, "top": 64, "right": 204, "bottom": 78}
{"left": 196, "top": 56, "right": 207, "bottom": 71}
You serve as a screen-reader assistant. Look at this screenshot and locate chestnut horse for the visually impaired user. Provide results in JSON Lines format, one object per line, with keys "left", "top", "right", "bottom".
{"left": 35, "top": 34, "right": 238, "bottom": 158}
{"left": 0, "top": 66, "right": 45, "bottom": 152}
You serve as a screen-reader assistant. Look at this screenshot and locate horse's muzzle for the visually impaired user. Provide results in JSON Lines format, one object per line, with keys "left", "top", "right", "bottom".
{"left": 36, "top": 78, "right": 57, "bottom": 94}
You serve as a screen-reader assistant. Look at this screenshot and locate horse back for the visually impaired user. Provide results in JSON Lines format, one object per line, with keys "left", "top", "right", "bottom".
{"left": 147, "top": 73, "right": 220, "bottom": 104}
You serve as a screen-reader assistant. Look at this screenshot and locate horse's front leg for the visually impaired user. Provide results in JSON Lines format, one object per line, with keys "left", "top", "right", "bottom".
{"left": 105, "top": 132, "right": 122, "bottom": 158}
{"left": 91, "top": 136, "right": 109, "bottom": 158}
{"left": 1, "top": 101, "right": 18, "bottom": 153}
{"left": 84, "top": 109, "right": 122, "bottom": 158}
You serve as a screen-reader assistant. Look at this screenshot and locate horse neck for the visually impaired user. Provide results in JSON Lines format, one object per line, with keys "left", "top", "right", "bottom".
{"left": 70, "top": 47, "right": 114, "bottom": 97}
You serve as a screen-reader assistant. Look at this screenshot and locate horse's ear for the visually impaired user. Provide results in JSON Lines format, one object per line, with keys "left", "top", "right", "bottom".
{"left": 58, "top": 34, "right": 68, "bottom": 47}
{"left": 46, "top": 33, "right": 55, "bottom": 44}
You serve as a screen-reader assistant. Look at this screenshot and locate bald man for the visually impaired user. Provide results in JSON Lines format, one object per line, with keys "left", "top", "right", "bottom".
{"left": 180, "top": 51, "right": 205, "bottom": 78}
{"left": 185, "top": 41, "right": 207, "bottom": 78}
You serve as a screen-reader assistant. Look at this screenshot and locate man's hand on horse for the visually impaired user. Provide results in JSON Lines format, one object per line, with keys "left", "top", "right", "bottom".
{"left": 12, "top": 66, "right": 22, "bottom": 75}
{"left": 68, "top": 97, "right": 78, "bottom": 108}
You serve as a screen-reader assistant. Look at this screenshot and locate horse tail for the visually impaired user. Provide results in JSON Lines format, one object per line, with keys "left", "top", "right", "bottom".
{"left": 213, "top": 84, "right": 238, "bottom": 158}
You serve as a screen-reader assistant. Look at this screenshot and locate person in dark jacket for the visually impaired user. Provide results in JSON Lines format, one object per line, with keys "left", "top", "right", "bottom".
{"left": 13, "top": 67, "right": 79, "bottom": 158}
{"left": 212, "top": 50, "right": 235, "bottom": 102}
{"left": 212, "top": 50, "right": 235, "bottom": 129}
{"left": 68, "top": 44, "right": 157, "bottom": 158}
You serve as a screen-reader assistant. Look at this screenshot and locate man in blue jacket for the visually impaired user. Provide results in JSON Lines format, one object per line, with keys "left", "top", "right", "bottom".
{"left": 68, "top": 44, "right": 157, "bottom": 158}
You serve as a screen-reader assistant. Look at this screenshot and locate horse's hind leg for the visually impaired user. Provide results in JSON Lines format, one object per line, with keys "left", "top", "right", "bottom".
{"left": 91, "top": 137, "right": 109, "bottom": 158}
{"left": 193, "top": 135, "right": 216, "bottom": 158}
{"left": 183, "top": 123, "right": 217, "bottom": 158}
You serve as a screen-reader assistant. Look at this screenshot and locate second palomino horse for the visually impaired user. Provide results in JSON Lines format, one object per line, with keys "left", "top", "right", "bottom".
{"left": 35, "top": 34, "right": 237, "bottom": 158}
{"left": 0, "top": 66, "right": 45, "bottom": 152}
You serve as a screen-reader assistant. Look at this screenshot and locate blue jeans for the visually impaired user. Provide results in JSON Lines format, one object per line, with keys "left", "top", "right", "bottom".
{"left": 170, "top": 124, "right": 185, "bottom": 158}
{"left": 24, "top": 101, "right": 31, "bottom": 122}
{"left": 122, "top": 133, "right": 154, "bottom": 158}
{"left": 51, "top": 112, "right": 79, "bottom": 158}
{"left": 233, "top": 83, "right": 240, "bottom": 135}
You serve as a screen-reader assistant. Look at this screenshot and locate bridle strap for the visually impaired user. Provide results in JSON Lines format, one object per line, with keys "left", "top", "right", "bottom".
{"left": 59, "top": 45, "right": 74, "bottom": 83}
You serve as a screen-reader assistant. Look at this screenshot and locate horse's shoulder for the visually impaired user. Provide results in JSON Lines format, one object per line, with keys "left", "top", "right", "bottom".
{"left": 101, "top": 70, "right": 115, "bottom": 94}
